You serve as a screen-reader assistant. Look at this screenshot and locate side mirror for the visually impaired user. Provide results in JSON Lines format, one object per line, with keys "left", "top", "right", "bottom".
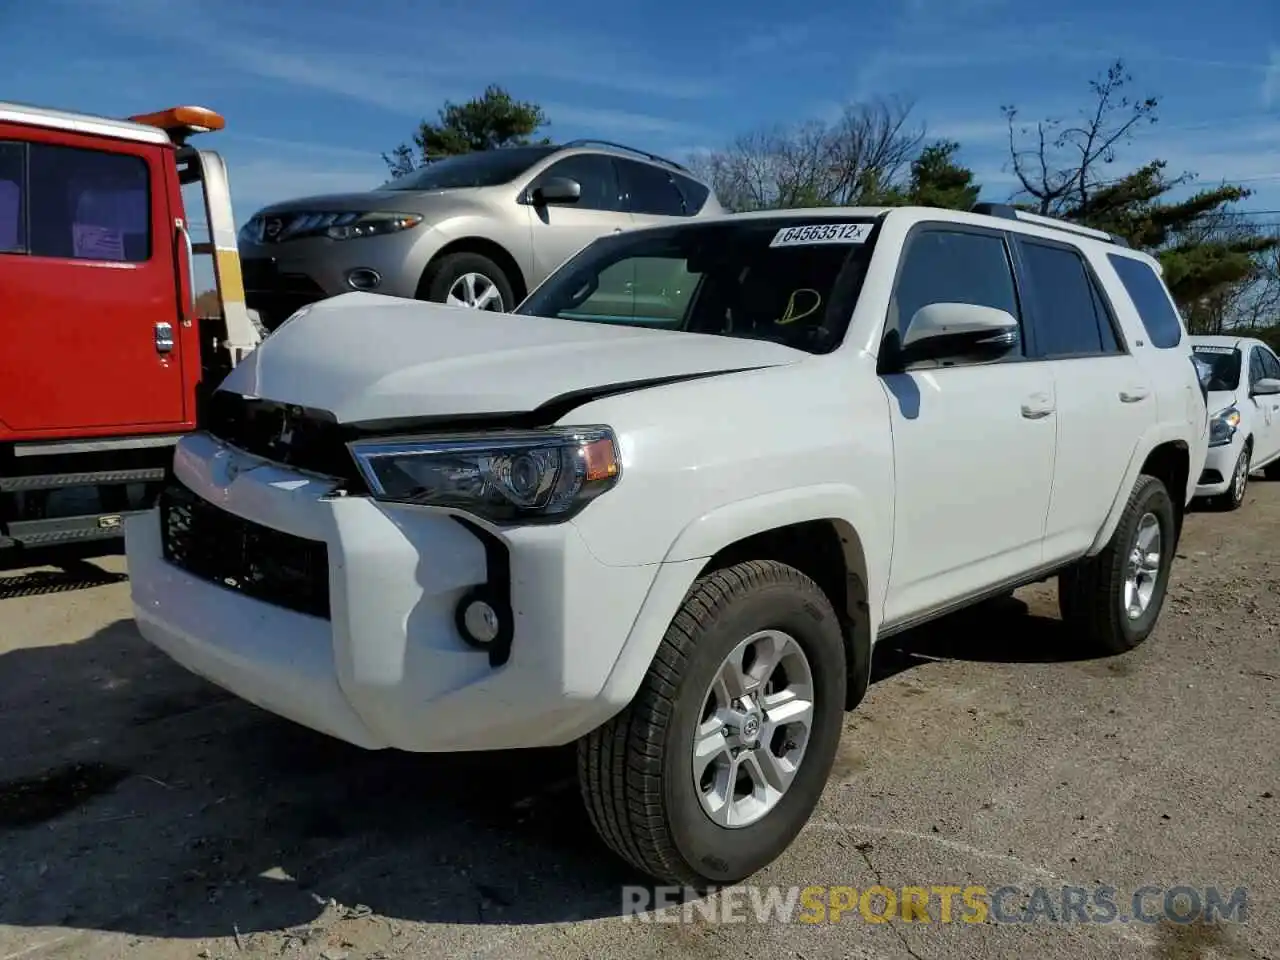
{"left": 1251, "top": 377, "right": 1280, "bottom": 397}
{"left": 531, "top": 176, "right": 581, "bottom": 205}
{"left": 898, "top": 302, "right": 1020, "bottom": 366}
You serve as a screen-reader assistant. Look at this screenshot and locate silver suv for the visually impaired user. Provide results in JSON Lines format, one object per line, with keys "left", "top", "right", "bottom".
{"left": 237, "top": 140, "right": 722, "bottom": 330}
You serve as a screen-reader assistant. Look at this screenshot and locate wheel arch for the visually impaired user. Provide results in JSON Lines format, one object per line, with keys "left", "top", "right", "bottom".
{"left": 595, "top": 485, "right": 888, "bottom": 717}
{"left": 1090, "top": 433, "right": 1192, "bottom": 554}
{"left": 416, "top": 236, "right": 529, "bottom": 304}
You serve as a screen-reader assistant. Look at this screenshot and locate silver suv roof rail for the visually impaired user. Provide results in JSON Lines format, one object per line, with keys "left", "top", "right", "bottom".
{"left": 970, "top": 202, "right": 1131, "bottom": 248}
{"left": 561, "top": 138, "right": 691, "bottom": 175}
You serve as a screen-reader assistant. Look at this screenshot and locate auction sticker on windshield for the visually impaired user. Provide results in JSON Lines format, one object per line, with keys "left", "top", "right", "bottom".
{"left": 770, "top": 223, "right": 873, "bottom": 247}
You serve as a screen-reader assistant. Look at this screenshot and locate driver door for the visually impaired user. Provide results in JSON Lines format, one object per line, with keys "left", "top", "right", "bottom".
{"left": 879, "top": 226, "right": 1056, "bottom": 627}
{"left": 525, "top": 154, "right": 633, "bottom": 285}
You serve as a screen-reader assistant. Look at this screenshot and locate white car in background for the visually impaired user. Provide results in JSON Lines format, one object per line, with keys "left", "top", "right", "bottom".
{"left": 1190, "top": 335, "right": 1280, "bottom": 509}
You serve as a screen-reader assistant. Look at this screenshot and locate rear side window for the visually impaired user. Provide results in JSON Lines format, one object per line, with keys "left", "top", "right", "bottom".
{"left": 25, "top": 143, "right": 151, "bottom": 262}
{"left": 0, "top": 141, "right": 24, "bottom": 253}
{"left": 1018, "top": 240, "right": 1121, "bottom": 358}
{"left": 673, "top": 173, "right": 710, "bottom": 214}
{"left": 618, "top": 159, "right": 685, "bottom": 217}
{"left": 1108, "top": 254, "right": 1182, "bottom": 349}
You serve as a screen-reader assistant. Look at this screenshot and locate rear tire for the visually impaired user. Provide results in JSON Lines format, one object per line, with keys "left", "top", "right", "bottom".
{"left": 418, "top": 252, "right": 514, "bottom": 312}
{"left": 577, "top": 560, "right": 847, "bottom": 888}
{"left": 1058, "top": 474, "right": 1176, "bottom": 655}
{"left": 1265, "top": 461, "right": 1280, "bottom": 481}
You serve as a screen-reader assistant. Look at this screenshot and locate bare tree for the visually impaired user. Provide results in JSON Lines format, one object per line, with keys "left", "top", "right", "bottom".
{"left": 1003, "top": 60, "right": 1158, "bottom": 215}
{"left": 689, "top": 97, "right": 925, "bottom": 212}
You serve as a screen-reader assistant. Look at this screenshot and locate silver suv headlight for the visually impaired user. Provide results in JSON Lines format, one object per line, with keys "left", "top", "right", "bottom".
{"left": 1208, "top": 405, "right": 1241, "bottom": 447}
{"left": 347, "top": 426, "right": 622, "bottom": 523}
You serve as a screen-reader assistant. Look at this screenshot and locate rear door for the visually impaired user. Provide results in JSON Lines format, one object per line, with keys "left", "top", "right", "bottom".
{"left": 525, "top": 153, "right": 632, "bottom": 289}
{"left": 0, "top": 124, "right": 186, "bottom": 438}
{"left": 1013, "top": 235, "right": 1157, "bottom": 563}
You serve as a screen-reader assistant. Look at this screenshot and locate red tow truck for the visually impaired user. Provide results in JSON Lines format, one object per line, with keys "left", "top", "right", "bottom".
{"left": 0, "top": 101, "right": 261, "bottom": 551}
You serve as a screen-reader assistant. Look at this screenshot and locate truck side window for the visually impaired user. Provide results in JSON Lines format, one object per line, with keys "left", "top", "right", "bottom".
{"left": 28, "top": 143, "right": 151, "bottom": 263}
{"left": 0, "top": 141, "right": 23, "bottom": 253}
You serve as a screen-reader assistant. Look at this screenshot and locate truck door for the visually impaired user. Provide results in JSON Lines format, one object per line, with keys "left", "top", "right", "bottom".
{"left": 0, "top": 123, "right": 188, "bottom": 439}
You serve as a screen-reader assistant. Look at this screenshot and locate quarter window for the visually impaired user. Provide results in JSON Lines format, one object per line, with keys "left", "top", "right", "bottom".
{"left": 888, "top": 228, "right": 1022, "bottom": 353}
{"left": 531, "top": 155, "right": 622, "bottom": 212}
{"left": 1108, "top": 254, "right": 1182, "bottom": 349}
{"left": 1019, "top": 240, "right": 1121, "bottom": 357}
{"left": 618, "top": 159, "right": 686, "bottom": 217}
{"left": 672, "top": 173, "right": 710, "bottom": 215}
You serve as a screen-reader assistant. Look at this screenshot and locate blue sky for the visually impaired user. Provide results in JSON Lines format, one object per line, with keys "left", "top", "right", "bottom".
{"left": 2, "top": 0, "right": 1277, "bottom": 228}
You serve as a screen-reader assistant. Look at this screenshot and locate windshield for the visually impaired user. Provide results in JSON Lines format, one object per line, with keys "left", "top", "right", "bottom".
{"left": 379, "top": 145, "right": 559, "bottom": 191}
{"left": 514, "top": 217, "right": 880, "bottom": 354}
{"left": 1192, "top": 345, "right": 1242, "bottom": 391}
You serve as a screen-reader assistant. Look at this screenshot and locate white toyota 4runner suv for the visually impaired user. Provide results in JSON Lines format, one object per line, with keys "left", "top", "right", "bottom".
{"left": 125, "top": 202, "right": 1209, "bottom": 888}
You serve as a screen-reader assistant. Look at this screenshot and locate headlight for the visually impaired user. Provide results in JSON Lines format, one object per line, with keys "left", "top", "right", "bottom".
{"left": 347, "top": 426, "right": 622, "bottom": 523}
{"left": 238, "top": 215, "right": 264, "bottom": 244}
{"left": 324, "top": 211, "right": 423, "bottom": 241}
{"left": 1208, "top": 405, "right": 1241, "bottom": 447}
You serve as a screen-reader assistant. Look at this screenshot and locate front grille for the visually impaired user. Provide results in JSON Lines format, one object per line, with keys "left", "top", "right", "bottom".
{"left": 159, "top": 482, "right": 331, "bottom": 619}
{"left": 203, "top": 391, "right": 365, "bottom": 490}
{"left": 241, "top": 258, "right": 329, "bottom": 331}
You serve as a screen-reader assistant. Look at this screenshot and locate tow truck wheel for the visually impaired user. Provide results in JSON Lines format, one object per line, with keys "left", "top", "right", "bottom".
{"left": 577, "top": 559, "right": 847, "bottom": 888}
{"left": 418, "top": 252, "right": 514, "bottom": 313}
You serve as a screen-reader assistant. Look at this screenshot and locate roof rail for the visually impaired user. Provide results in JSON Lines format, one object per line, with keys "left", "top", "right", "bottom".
{"left": 561, "top": 138, "right": 690, "bottom": 174}
{"left": 970, "top": 201, "right": 1131, "bottom": 248}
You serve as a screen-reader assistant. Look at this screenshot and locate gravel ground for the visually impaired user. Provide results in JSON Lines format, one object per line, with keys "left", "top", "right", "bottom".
{"left": 1, "top": 483, "right": 1277, "bottom": 960}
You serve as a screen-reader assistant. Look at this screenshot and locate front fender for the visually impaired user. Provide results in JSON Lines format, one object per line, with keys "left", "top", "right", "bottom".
{"left": 590, "top": 483, "right": 889, "bottom": 720}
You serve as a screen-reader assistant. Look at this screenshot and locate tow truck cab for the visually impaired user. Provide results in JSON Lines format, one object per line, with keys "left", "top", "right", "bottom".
{"left": 0, "top": 101, "right": 260, "bottom": 550}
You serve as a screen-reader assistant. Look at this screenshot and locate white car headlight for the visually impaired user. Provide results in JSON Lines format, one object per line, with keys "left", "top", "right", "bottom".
{"left": 1208, "top": 405, "right": 1240, "bottom": 447}
{"left": 347, "top": 426, "right": 621, "bottom": 523}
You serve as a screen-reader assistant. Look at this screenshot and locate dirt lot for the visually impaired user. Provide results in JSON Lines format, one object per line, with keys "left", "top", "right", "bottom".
{"left": 1, "top": 485, "right": 1277, "bottom": 960}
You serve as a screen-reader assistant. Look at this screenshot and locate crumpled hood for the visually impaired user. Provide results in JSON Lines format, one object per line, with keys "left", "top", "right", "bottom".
{"left": 1206, "top": 390, "right": 1236, "bottom": 417}
{"left": 219, "top": 292, "right": 806, "bottom": 424}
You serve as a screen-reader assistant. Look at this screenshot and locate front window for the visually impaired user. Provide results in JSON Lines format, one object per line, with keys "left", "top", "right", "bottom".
{"left": 1192, "top": 345, "right": 1242, "bottom": 391}
{"left": 379, "top": 146, "right": 559, "bottom": 191}
{"left": 515, "top": 217, "right": 879, "bottom": 354}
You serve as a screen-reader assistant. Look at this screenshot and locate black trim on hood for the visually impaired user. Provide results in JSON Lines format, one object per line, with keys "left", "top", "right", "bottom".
{"left": 202, "top": 366, "right": 768, "bottom": 491}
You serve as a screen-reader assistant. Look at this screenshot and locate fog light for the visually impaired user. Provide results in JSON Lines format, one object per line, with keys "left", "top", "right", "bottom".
{"left": 346, "top": 267, "right": 381, "bottom": 291}
{"left": 458, "top": 595, "right": 501, "bottom": 647}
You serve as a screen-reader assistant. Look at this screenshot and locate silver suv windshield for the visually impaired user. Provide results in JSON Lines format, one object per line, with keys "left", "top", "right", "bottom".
{"left": 379, "top": 145, "right": 560, "bottom": 191}
{"left": 515, "top": 217, "right": 880, "bottom": 354}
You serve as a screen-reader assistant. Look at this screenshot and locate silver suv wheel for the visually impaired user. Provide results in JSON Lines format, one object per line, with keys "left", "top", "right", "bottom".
{"left": 447, "top": 272, "right": 505, "bottom": 311}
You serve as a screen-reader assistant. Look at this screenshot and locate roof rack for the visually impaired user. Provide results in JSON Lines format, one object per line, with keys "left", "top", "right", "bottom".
{"left": 970, "top": 202, "right": 1131, "bottom": 248}
{"left": 560, "top": 138, "right": 691, "bottom": 174}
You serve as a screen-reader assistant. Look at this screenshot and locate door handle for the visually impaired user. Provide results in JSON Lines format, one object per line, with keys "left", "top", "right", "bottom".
{"left": 154, "top": 321, "right": 174, "bottom": 354}
{"left": 612, "top": 227, "right": 624, "bottom": 233}
{"left": 1119, "top": 386, "right": 1150, "bottom": 403}
{"left": 1021, "top": 393, "right": 1054, "bottom": 419}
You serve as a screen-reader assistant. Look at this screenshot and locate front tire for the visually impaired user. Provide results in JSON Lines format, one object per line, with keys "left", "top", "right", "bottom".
{"left": 1058, "top": 474, "right": 1177, "bottom": 655}
{"left": 578, "top": 560, "right": 847, "bottom": 888}
{"left": 418, "top": 251, "right": 514, "bottom": 312}
{"left": 1209, "top": 445, "right": 1250, "bottom": 511}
